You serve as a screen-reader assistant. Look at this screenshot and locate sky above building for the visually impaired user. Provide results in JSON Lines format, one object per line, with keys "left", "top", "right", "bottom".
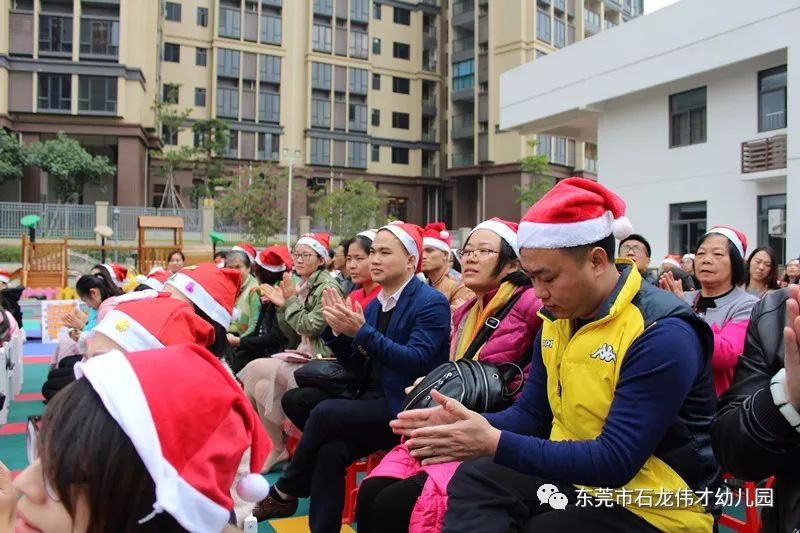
{"left": 645, "top": 0, "right": 680, "bottom": 14}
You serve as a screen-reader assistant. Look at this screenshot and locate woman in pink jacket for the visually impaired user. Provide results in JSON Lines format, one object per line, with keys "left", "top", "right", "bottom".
{"left": 356, "top": 218, "right": 543, "bottom": 533}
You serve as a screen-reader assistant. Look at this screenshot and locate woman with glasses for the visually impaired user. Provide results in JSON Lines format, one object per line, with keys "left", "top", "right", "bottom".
{"left": 356, "top": 218, "right": 544, "bottom": 533}
{"left": 240, "top": 233, "right": 343, "bottom": 474}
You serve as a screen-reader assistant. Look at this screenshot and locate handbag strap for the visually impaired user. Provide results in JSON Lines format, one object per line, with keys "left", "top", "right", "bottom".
{"left": 462, "top": 289, "right": 525, "bottom": 361}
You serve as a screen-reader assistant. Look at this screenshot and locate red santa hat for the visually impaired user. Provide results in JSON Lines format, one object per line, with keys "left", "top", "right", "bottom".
{"left": 0, "top": 270, "right": 10, "bottom": 285}
{"left": 296, "top": 233, "right": 331, "bottom": 262}
{"left": 357, "top": 229, "right": 377, "bottom": 242}
{"left": 101, "top": 263, "right": 129, "bottom": 287}
{"left": 422, "top": 222, "right": 452, "bottom": 253}
{"left": 74, "top": 344, "right": 270, "bottom": 531}
{"left": 661, "top": 255, "right": 682, "bottom": 270}
{"left": 231, "top": 243, "right": 257, "bottom": 264}
{"left": 255, "top": 245, "right": 293, "bottom": 273}
{"left": 705, "top": 226, "right": 747, "bottom": 259}
{"left": 140, "top": 270, "right": 172, "bottom": 291}
{"left": 165, "top": 264, "right": 242, "bottom": 329}
{"left": 379, "top": 223, "right": 424, "bottom": 272}
{"left": 469, "top": 218, "right": 520, "bottom": 258}
{"left": 93, "top": 295, "right": 215, "bottom": 352}
{"left": 518, "top": 177, "right": 633, "bottom": 250}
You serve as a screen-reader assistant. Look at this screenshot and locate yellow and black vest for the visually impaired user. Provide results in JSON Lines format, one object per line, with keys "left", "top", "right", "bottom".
{"left": 539, "top": 261, "right": 720, "bottom": 532}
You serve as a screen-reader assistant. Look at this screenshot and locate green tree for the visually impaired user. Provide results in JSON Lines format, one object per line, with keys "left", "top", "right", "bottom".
{"left": 190, "top": 118, "right": 230, "bottom": 202}
{"left": 514, "top": 140, "right": 554, "bottom": 207}
{"left": 0, "top": 129, "right": 29, "bottom": 184}
{"left": 28, "top": 132, "right": 115, "bottom": 203}
{"left": 151, "top": 85, "right": 196, "bottom": 208}
{"left": 215, "top": 165, "right": 288, "bottom": 245}
{"left": 312, "top": 179, "right": 388, "bottom": 237}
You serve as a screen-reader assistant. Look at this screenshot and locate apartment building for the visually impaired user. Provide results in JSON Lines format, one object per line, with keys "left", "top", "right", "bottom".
{"left": 446, "top": 0, "right": 643, "bottom": 228}
{"left": 0, "top": 0, "right": 161, "bottom": 205}
{"left": 158, "top": 0, "right": 448, "bottom": 223}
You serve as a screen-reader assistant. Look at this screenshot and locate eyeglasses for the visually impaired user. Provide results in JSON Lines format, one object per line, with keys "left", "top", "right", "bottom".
{"left": 291, "top": 252, "right": 317, "bottom": 262}
{"left": 27, "top": 415, "right": 60, "bottom": 501}
{"left": 456, "top": 248, "right": 500, "bottom": 260}
{"left": 619, "top": 244, "right": 647, "bottom": 255}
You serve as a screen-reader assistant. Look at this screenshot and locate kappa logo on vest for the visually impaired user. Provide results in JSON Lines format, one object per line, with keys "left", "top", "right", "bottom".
{"left": 542, "top": 339, "right": 554, "bottom": 348}
{"left": 590, "top": 343, "right": 617, "bottom": 363}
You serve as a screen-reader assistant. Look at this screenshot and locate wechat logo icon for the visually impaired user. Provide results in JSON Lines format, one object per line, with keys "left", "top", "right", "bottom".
{"left": 537, "top": 484, "right": 568, "bottom": 510}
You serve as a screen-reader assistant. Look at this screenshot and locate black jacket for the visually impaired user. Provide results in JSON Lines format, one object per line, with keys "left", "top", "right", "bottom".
{"left": 712, "top": 288, "right": 800, "bottom": 532}
{"left": 230, "top": 301, "right": 294, "bottom": 374}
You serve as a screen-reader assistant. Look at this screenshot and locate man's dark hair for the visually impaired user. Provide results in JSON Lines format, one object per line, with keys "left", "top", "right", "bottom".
{"left": 565, "top": 234, "right": 617, "bottom": 264}
{"left": 618, "top": 234, "right": 651, "bottom": 258}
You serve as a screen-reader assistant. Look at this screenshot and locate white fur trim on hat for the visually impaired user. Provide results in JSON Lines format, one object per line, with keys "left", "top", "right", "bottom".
{"left": 143, "top": 278, "right": 165, "bottom": 291}
{"left": 682, "top": 253, "right": 695, "bottom": 261}
{"left": 114, "top": 289, "right": 160, "bottom": 304}
{"left": 255, "top": 259, "right": 286, "bottom": 273}
{"left": 380, "top": 225, "right": 419, "bottom": 263}
{"left": 518, "top": 211, "right": 633, "bottom": 250}
{"left": 705, "top": 227, "right": 744, "bottom": 258}
{"left": 470, "top": 220, "right": 520, "bottom": 258}
{"left": 92, "top": 309, "right": 165, "bottom": 352}
{"left": 165, "top": 272, "right": 231, "bottom": 329}
{"left": 296, "top": 236, "right": 329, "bottom": 262}
{"left": 662, "top": 257, "right": 681, "bottom": 270}
{"left": 74, "top": 351, "right": 231, "bottom": 531}
{"left": 102, "top": 264, "right": 123, "bottom": 287}
{"left": 422, "top": 237, "right": 450, "bottom": 253}
{"left": 357, "top": 230, "right": 377, "bottom": 241}
{"left": 0, "top": 273, "right": 11, "bottom": 285}
{"left": 232, "top": 245, "right": 255, "bottom": 263}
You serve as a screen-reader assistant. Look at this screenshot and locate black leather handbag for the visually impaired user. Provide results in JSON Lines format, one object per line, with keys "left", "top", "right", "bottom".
{"left": 294, "top": 359, "right": 363, "bottom": 396}
{"left": 401, "top": 290, "right": 529, "bottom": 413}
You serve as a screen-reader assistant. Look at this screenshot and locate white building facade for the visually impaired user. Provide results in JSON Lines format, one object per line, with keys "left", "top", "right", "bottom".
{"left": 499, "top": 0, "right": 798, "bottom": 265}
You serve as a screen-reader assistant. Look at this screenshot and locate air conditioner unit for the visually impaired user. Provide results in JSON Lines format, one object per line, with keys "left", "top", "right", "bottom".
{"left": 768, "top": 208, "right": 786, "bottom": 237}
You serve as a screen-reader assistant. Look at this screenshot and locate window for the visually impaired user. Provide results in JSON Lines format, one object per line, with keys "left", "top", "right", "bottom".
{"left": 313, "top": 0, "right": 333, "bottom": 16}
{"left": 452, "top": 59, "right": 474, "bottom": 91}
{"left": 757, "top": 194, "right": 787, "bottom": 265}
{"left": 258, "top": 132, "right": 280, "bottom": 160}
{"left": 197, "top": 7, "right": 208, "bottom": 27}
{"left": 219, "top": 6, "right": 241, "bottom": 38}
{"left": 313, "top": 23, "right": 332, "bottom": 52}
{"left": 164, "top": 42, "right": 180, "bottom": 62}
{"left": 392, "top": 76, "right": 410, "bottom": 94}
{"left": 216, "top": 82, "right": 239, "bottom": 118}
{"left": 195, "top": 47, "right": 207, "bottom": 66}
{"left": 80, "top": 18, "right": 120, "bottom": 57}
{"left": 371, "top": 143, "right": 380, "bottom": 162}
{"left": 554, "top": 19, "right": 565, "bottom": 48}
{"left": 387, "top": 196, "right": 408, "bottom": 220}
{"left": 348, "top": 141, "right": 367, "bottom": 168}
{"left": 350, "top": 30, "right": 368, "bottom": 58}
{"left": 536, "top": 9, "right": 551, "bottom": 43}
{"left": 349, "top": 103, "right": 367, "bottom": 132}
{"left": 669, "top": 202, "right": 706, "bottom": 255}
{"left": 39, "top": 14, "right": 73, "bottom": 54}
{"left": 217, "top": 48, "right": 240, "bottom": 78}
{"left": 536, "top": 134, "right": 551, "bottom": 159}
{"left": 261, "top": 13, "right": 281, "bottom": 44}
{"left": 37, "top": 73, "right": 71, "bottom": 111}
{"left": 759, "top": 65, "right": 787, "bottom": 132}
{"left": 393, "top": 42, "right": 410, "bottom": 60}
{"left": 372, "top": 73, "right": 380, "bottom": 90}
{"left": 259, "top": 54, "right": 282, "bottom": 84}
{"left": 162, "top": 125, "right": 178, "bottom": 145}
{"left": 78, "top": 76, "right": 117, "bottom": 113}
{"left": 552, "top": 136, "right": 567, "bottom": 164}
{"left": 311, "top": 98, "right": 331, "bottom": 128}
{"left": 393, "top": 6, "right": 410, "bottom": 25}
{"left": 195, "top": 87, "right": 206, "bottom": 107}
{"left": 372, "top": 37, "right": 381, "bottom": 55}
{"left": 349, "top": 68, "right": 368, "bottom": 94}
{"left": 311, "top": 62, "right": 332, "bottom": 89}
{"left": 669, "top": 87, "right": 706, "bottom": 147}
{"left": 226, "top": 130, "right": 238, "bottom": 158}
{"left": 162, "top": 83, "right": 179, "bottom": 104}
{"left": 165, "top": 2, "right": 181, "bottom": 21}
{"left": 310, "top": 138, "right": 331, "bottom": 165}
{"left": 392, "top": 112, "right": 410, "bottom": 129}
{"left": 259, "top": 90, "right": 280, "bottom": 122}
{"left": 373, "top": 2, "right": 381, "bottom": 19}
{"left": 391, "top": 146, "right": 409, "bottom": 164}
{"left": 371, "top": 108, "right": 380, "bottom": 126}
{"left": 351, "top": 0, "right": 369, "bottom": 23}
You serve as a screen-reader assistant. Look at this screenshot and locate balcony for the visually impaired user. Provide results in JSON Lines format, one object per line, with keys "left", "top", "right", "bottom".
{"left": 422, "top": 95, "right": 437, "bottom": 116}
{"left": 451, "top": 152, "right": 474, "bottom": 167}
{"left": 741, "top": 134, "right": 787, "bottom": 174}
{"left": 80, "top": 18, "right": 119, "bottom": 59}
{"left": 584, "top": 9, "right": 601, "bottom": 35}
{"left": 451, "top": 114, "right": 474, "bottom": 139}
{"left": 422, "top": 128, "right": 436, "bottom": 142}
{"left": 422, "top": 163, "right": 438, "bottom": 177}
{"left": 585, "top": 157, "right": 598, "bottom": 173}
{"left": 452, "top": 0, "right": 474, "bottom": 28}
{"left": 604, "top": 0, "right": 622, "bottom": 12}
{"left": 453, "top": 36, "right": 474, "bottom": 53}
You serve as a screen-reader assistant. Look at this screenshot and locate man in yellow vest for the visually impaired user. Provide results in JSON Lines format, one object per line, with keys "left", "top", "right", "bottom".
{"left": 393, "top": 177, "right": 720, "bottom": 532}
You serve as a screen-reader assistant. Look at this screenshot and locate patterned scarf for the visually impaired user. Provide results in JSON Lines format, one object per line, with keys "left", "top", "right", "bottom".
{"left": 452, "top": 281, "right": 518, "bottom": 360}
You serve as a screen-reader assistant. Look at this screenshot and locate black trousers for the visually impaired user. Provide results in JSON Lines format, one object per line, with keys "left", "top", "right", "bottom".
{"left": 356, "top": 474, "right": 427, "bottom": 533}
{"left": 281, "top": 386, "right": 337, "bottom": 430}
{"left": 275, "top": 393, "right": 399, "bottom": 533}
{"left": 443, "top": 458, "right": 662, "bottom": 533}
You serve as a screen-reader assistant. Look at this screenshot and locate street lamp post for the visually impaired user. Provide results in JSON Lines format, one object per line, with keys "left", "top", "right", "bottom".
{"left": 112, "top": 207, "right": 120, "bottom": 262}
{"left": 282, "top": 148, "right": 302, "bottom": 247}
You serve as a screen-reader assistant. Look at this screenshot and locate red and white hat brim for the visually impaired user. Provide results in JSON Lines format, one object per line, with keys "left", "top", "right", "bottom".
{"left": 165, "top": 272, "right": 231, "bottom": 329}
{"left": 255, "top": 255, "right": 286, "bottom": 273}
{"left": 471, "top": 220, "right": 520, "bottom": 258}
{"left": 231, "top": 246, "right": 255, "bottom": 264}
{"left": 296, "top": 236, "right": 329, "bottom": 262}
{"left": 74, "top": 351, "right": 230, "bottom": 531}
{"left": 92, "top": 309, "right": 165, "bottom": 352}
{"left": 519, "top": 211, "right": 631, "bottom": 250}
{"left": 0, "top": 274, "right": 9, "bottom": 285}
{"left": 705, "top": 227, "right": 744, "bottom": 258}
{"left": 662, "top": 258, "right": 682, "bottom": 269}
{"left": 422, "top": 237, "right": 450, "bottom": 253}
{"left": 380, "top": 225, "right": 419, "bottom": 263}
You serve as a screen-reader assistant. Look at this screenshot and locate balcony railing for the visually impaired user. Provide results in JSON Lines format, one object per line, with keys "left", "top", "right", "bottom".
{"left": 451, "top": 152, "right": 474, "bottom": 167}
{"left": 422, "top": 128, "right": 436, "bottom": 142}
{"left": 452, "top": 0, "right": 474, "bottom": 17}
{"left": 741, "top": 134, "right": 787, "bottom": 173}
{"left": 453, "top": 36, "right": 474, "bottom": 53}
{"left": 585, "top": 157, "right": 598, "bottom": 173}
{"left": 422, "top": 164, "right": 438, "bottom": 177}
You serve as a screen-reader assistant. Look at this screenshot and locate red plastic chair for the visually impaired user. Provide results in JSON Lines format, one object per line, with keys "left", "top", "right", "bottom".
{"left": 718, "top": 474, "right": 774, "bottom": 533}
{"left": 341, "top": 451, "right": 387, "bottom": 524}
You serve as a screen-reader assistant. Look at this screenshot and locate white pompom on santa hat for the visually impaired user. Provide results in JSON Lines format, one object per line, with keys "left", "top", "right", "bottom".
{"left": 518, "top": 177, "right": 634, "bottom": 250}
{"left": 73, "top": 343, "right": 270, "bottom": 531}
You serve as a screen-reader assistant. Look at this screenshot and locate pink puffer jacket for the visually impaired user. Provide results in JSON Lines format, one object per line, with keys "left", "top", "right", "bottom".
{"left": 366, "top": 286, "right": 543, "bottom": 533}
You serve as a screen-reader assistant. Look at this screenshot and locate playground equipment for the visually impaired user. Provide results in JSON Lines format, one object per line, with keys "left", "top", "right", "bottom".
{"left": 137, "top": 216, "right": 184, "bottom": 274}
